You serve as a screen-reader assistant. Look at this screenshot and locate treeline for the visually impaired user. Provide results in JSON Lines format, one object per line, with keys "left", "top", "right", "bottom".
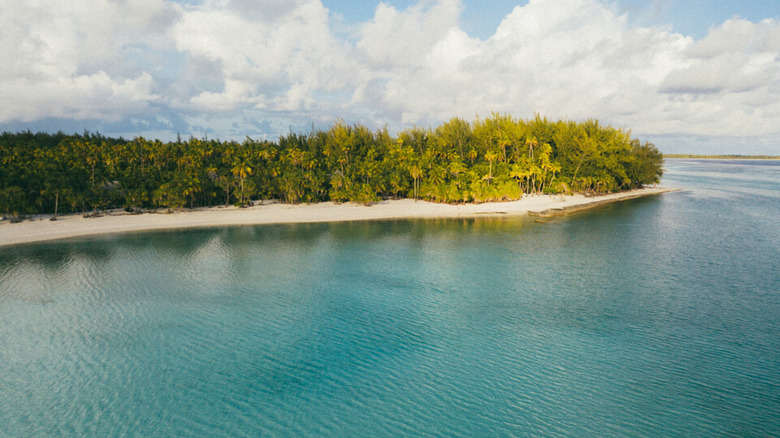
{"left": 0, "top": 114, "right": 663, "bottom": 220}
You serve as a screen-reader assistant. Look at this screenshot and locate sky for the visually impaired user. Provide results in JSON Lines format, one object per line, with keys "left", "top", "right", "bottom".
{"left": 1, "top": 0, "right": 779, "bottom": 154}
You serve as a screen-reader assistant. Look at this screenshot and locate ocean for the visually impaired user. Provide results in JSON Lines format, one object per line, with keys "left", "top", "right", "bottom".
{"left": 1, "top": 159, "right": 778, "bottom": 436}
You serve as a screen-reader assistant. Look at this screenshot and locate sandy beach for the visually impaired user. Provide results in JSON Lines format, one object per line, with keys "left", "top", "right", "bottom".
{"left": 0, "top": 187, "right": 676, "bottom": 247}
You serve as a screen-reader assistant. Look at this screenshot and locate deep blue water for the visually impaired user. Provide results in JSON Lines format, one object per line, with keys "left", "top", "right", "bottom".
{"left": 1, "top": 160, "right": 778, "bottom": 437}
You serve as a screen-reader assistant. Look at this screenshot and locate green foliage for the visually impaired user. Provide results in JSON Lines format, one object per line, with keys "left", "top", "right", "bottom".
{"left": 628, "top": 140, "right": 664, "bottom": 186}
{"left": 0, "top": 115, "right": 664, "bottom": 216}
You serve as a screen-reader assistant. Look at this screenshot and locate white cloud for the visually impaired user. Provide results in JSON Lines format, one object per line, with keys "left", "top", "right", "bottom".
{"left": 348, "top": 0, "right": 780, "bottom": 141}
{"left": 357, "top": 0, "right": 465, "bottom": 68}
{"left": 0, "top": 0, "right": 778, "bottom": 152}
{"left": 172, "top": 0, "right": 353, "bottom": 112}
{"left": 661, "top": 18, "right": 779, "bottom": 95}
{"left": 0, "top": 72, "right": 157, "bottom": 122}
{"left": 350, "top": 0, "right": 690, "bottom": 127}
{"left": 651, "top": 18, "right": 780, "bottom": 136}
{"left": 0, "top": 0, "right": 176, "bottom": 122}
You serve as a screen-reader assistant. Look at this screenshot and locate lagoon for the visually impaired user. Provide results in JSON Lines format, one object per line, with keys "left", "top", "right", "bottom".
{"left": 1, "top": 159, "right": 779, "bottom": 436}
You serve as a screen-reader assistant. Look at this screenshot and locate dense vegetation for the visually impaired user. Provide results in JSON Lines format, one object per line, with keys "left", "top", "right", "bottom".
{"left": 0, "top": 114, "right": 663, "bottom": 220}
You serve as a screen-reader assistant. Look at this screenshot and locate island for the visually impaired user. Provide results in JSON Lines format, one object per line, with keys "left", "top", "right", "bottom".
{"left": 1, "top": 114, "right": 667, "bottom": 245}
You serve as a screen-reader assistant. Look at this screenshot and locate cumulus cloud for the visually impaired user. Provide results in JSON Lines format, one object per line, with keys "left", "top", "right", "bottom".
{"left": 357, "top": 0, "right": 465, "bottom": 68}
{"left": 347, "top": 0, "right": 780, "bottom": 140}
{"left": 171, "top": 0, "right": 354, "bottom": 112}
{"left": 652, "top": 18, "right": 780, "bottom": 137}
{"left": 0, "top": 0, "right": 176, "bottom": 122}
{"left": 0, "top": 72, "right": 157, "bottom": 122}
{"left": 351, "top": 0, "right": 692, "bottom": 128}
{"left": 660, "top": 18, "right": 780, "bottom": 94}
{"left": 0, "top": 0, "right": 779, "bottom": 151}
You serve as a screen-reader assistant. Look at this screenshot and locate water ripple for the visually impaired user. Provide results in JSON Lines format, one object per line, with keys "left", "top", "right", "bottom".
{"left": 1, "top": 160, "right": 780, "bottom": 436}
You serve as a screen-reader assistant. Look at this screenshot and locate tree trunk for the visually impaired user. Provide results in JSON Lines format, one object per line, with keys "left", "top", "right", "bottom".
{"left": 571, "top": 158, "right": 584, "bottom": 187}
{"left": 240, "top": 178, "right": 244, "bottom": 206}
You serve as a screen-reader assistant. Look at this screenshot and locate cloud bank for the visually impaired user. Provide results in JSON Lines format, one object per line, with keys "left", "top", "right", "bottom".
{"left": 1, "top": 0, "right": 778, "bottom": 152}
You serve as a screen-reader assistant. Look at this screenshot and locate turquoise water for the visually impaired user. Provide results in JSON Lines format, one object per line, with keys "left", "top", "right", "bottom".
{"left": 1, "top": 160, "right": 778, "bottom": 436}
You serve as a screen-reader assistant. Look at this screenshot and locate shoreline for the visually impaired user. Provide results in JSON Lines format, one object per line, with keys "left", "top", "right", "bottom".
{"left": 0, "top": 187, "right": 678, "bottom": 247}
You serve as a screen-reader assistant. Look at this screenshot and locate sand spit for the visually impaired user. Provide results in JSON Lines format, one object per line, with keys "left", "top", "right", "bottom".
{"left": 0, "top": 187, "right": 678, "bottom": 247}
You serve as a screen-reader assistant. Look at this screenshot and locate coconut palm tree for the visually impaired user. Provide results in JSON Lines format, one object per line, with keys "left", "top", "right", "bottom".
{"left": 484, "top": 150, "right": 499, "bottom": 185}
{"left": 409, "top": 165, "right": 423, "bottom": 200}
{"left": 231, "top": 156, "right": 253, "bottom": 206}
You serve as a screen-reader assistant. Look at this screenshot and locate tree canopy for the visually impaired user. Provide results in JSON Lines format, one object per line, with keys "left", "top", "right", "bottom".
{"left": 0, "top": 115, "right": 663, "bottom": 220}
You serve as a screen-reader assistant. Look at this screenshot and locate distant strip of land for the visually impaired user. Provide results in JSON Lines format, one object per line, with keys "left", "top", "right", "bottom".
{"left": 665, "top": 154, "right": 780, "bottom": 159}
{"left": 0, "top": 187, "right": 677, "bottom": 247}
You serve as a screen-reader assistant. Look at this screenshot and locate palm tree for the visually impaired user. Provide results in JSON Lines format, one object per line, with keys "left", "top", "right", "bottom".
{"left": 409, "top": 165, "right": 423, "bottom": 200}
{"left": 525, "top": 137, "right": 538, "bottom": 160}
{"left": 484, "top": 150, "right": 499, "bottom": 185}
{"left": 466, "top": 148, "right": 478, "bottom": 164}
{"left": 546, "top": 162, "right": 562, "bottom": 191}
{"left": 180, "top": 172, "right": 201, "bottom": 208}
{"left": 509, "top": 163, "right": 531, "bottom": 192}
{"left": 231, "top": 157, "right": 253, "bottom": 207}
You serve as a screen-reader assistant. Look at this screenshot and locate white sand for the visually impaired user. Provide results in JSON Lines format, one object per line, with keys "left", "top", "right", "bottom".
{"left": 0, "top": 187, "right": 676, "bottom": 247}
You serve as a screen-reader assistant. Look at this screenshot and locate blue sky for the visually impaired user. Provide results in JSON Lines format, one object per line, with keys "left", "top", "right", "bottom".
{"left": 323, "top": 0, "right": 779, "bottom": 40}
{"left": 1, "top": 0, "right": 779, "bottom": 154}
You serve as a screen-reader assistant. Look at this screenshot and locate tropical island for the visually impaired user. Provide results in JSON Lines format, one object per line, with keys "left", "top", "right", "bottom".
{"left": 0, "top": 114, "right": 668, "bottom": 245}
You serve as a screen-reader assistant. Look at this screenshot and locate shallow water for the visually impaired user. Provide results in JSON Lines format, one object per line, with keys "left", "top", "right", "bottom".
{"left": 1, "top": 160, "right": 778, "bottom": 436}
